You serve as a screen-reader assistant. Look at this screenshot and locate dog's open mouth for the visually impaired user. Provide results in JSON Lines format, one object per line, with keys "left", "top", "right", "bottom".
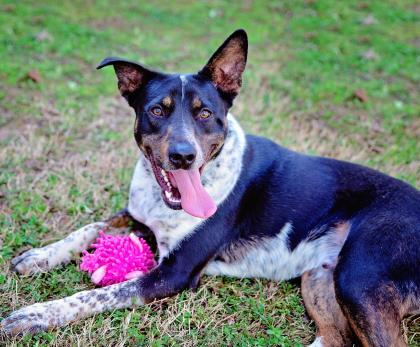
{"left": 146, "top": 153, "right": 217, "bottom": 219}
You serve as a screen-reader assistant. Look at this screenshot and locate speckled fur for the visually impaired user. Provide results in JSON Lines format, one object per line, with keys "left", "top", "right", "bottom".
{"left": 11, "top": 222, "right": 107, "bottom": 274}
{"left": 2, "top": 279, "right": 141, "bottom": 335}
{"left": 302, "top": 265, "right": 352, "bottom": 347}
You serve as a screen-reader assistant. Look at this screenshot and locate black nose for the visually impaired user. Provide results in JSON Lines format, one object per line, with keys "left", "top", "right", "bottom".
{"left": 169, "top": 142, "right": 197, "bottom": 169}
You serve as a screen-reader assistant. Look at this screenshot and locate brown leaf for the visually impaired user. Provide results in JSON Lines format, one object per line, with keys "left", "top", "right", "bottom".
{"left": 27, "top": 69, "right": 42, "bottom": 83}
{"left": 24, "top": 159, "right": 43, "bottom": 171}
{"left": 2, "top": 5, "right": 15, "bottom": 12}
{"left": 352, "top": 89, "right": 368, "bottom": 103}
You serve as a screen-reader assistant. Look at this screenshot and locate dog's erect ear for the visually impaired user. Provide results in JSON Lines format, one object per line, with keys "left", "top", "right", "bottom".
{"left": 97, "top": 57, "right": 156, "bottom": 98}
{"left": 198, "top": 29, "right": 248, "bottom": 98}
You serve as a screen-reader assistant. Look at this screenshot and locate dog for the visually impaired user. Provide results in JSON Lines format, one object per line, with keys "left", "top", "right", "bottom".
{"left": 2, "top": 29, "right": 419, "bottom": 346}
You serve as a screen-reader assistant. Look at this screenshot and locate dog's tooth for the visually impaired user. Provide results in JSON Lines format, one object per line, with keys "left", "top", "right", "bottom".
{"left": 169, "top": 196, "right": 180, "bottom": 202}
{"left": 161, "top": 169, "right": 166, "bottom": 177}
{"left": 165, "top": 191, "right": 172, "bottom": 199}
{"left": 164, "top": 176, "right": 169, "bottom": 183}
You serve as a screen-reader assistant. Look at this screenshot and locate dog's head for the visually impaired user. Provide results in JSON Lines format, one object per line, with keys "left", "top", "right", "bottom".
{"left": 98, "top": 29, "right": 247, "bottom": 219}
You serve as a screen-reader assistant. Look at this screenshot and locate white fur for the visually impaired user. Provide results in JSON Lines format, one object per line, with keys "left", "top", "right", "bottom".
{"left": 176, "top": 74, "right": 204, "bottom": 168}
{"left": 11, "top": 222, "right": 107, "bottom": 274}
{"left": 308, "top": 336, "right": 324, "bottom": 347}
{"left": 1, "top": 279, "right": 141, "bottom": 334}
{"left": 128, "top": 113, "right": 246, "bottom": 260}
{"left": 179, "top": 74, "right": 187, "bottom": 101}
{"left": 205, "top": 223, "right": 347, "bottom": 281}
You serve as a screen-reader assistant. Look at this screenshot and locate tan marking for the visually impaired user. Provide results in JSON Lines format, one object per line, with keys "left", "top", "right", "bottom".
{"left": 162, "top": 96, "right": 172, "bottom": 107}
{"left": 105, "top": 210, "right": 132, "bottom": 228}
{"left": 302, "top": 266, "right": 352, "bottom": 347}
{"left": 157, "top": 127, "right": 171, "bottom": 164}
{"left": 341, "top": 281, "right": 407, "bottom": 346}
{"left": 192, "top": 97, "right": 202, "bottom": 109}
{"left": 400, "top": 293, "right": 420, "bottom": 317}
{"left": 140, "top": 130, "right": 170, "bottom": 168}
{"left": 335, "top": 221, "right": 350, "bottom": 242}
{"left": 160, "top": 140, "right": 169, "bottom": 165}
{"left": 198, "top": 132, "right": 225, "bottom": 162}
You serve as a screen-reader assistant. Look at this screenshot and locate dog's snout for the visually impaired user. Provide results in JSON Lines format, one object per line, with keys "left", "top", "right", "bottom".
{"left": 169, "top": 142, "right": 196, "bottom": 169}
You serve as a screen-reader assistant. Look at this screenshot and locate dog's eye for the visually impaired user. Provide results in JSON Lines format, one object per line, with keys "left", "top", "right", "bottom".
{"left": 150, "top": 106, "right": 163, "bottom": 117}
{"left": 198, "top": 109, "right": 212, "bottom": 119}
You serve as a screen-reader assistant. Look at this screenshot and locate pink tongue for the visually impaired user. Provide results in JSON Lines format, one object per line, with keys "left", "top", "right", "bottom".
{"left": 171, "top": 169, "right": 217, "bottom": 219}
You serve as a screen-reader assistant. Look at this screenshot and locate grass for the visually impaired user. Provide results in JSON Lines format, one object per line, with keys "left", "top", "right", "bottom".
{"left": 0, "top": 0, "right": 419, "bottom": 345}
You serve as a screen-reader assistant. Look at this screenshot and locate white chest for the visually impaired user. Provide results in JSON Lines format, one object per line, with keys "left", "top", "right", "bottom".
{"left": 127, "top": 158, "right": 203, "bottom": 259}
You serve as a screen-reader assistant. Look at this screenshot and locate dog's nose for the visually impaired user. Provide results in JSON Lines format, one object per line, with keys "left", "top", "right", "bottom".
{"left": 169, "top": 142, "right": 196, "bottom": 169}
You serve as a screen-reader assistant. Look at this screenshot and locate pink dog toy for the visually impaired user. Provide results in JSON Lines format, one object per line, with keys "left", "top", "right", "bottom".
{"left": 80, "top": 231, "right": 156, "bottom": 286}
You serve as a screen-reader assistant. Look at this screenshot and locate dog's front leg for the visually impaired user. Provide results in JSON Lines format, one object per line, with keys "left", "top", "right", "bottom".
{"left": 2, "top": 259, "right": 200, "bottom": 335}
{"left": 11, "top": 222, "right": 107, "bottom": 275}
{"left": 1, "top": 278, "right": 142, "bottom": 335}
{"left": 3, "top": 217, "right": 234, "bottom": 335}
{"left": 11, "top": 209, "right": 138, "bottom": 275}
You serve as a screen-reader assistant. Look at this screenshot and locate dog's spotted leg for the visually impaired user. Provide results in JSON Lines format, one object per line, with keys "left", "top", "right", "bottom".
{"left": 11, "top": 222, "right": 107, "bottom": 275}
{"left": 11, "top": 210, "right": 137, "bottom": 275}
{"left": 2, "top": 240, "right": 206, "bottom": 334}
{"left": 3, "top": 214, "right": 235, "bottom": 335}
{"left": 301, "top": 265, "right": 352, "bottom": 347}
{"left": 1, "top": 278, "right": 141, "bottom": 335}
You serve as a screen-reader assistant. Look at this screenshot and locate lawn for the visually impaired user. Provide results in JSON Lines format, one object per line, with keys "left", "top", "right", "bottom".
{"left": 0, "top": 0, "right": 419, "bottom": 346}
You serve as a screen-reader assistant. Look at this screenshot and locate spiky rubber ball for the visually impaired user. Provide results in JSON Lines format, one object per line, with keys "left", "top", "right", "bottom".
{"left": 80, "top": 231, "right": 156, "bottom": 286}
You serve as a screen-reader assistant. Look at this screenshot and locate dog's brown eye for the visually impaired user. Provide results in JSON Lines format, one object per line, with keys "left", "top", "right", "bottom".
{"left": 199, "top": 109, "right": 212, "bottom": 119}
{"left": 150, "top": 106, "right": 163, "bottom": 117}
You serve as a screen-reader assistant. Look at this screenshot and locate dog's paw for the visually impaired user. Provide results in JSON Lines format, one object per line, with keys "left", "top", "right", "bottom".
{"left": 11, "top": 248, "right": 52, "bottom": 275}
{"left": 1, "top": 303, "right": 54, "bottom": 335}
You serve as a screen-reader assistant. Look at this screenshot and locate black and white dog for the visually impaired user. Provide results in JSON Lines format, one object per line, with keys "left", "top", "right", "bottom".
{"left": 2, "top": 30, "right": 419, "bottom": 346}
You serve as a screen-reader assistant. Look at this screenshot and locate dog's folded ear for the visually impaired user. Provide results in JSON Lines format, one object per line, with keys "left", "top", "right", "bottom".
{"left": 97, "top": 57, "right": 156, "bottom": 99}
{"left": 198, "top": 29, "right": 248, "bottom": 100}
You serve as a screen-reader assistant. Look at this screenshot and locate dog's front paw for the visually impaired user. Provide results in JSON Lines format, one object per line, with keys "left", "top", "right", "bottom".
{"left": 1, "top": 303, "right": 55, "bottom": 335}
{"left": 11, "top": 248, "right": 52, "bottom": 275}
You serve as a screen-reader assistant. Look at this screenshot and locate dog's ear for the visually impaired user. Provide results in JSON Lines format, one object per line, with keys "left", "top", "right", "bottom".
{"left": 198, "top": 29, "right": 248, "bottom": 99}
{"left": 97, "top": 57, "right": 156, "bottom": 99}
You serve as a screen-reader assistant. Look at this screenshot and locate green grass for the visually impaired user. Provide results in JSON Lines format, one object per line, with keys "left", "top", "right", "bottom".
{"left": 0, "top": 0, "right": 419, "bottom": 345}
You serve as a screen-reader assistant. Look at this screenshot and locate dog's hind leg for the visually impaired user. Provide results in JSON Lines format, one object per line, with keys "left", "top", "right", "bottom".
{"left": 302, "top": 265, "right": 353, "bottom": 347}
{"left": 335, "top": 271, "right": 409, "bottom": 347}
{"left": 334, "top": 214, "right": 420, "bottom": 347}
{"left": 11, "top": 209, "right": 140, "bottom": 275}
